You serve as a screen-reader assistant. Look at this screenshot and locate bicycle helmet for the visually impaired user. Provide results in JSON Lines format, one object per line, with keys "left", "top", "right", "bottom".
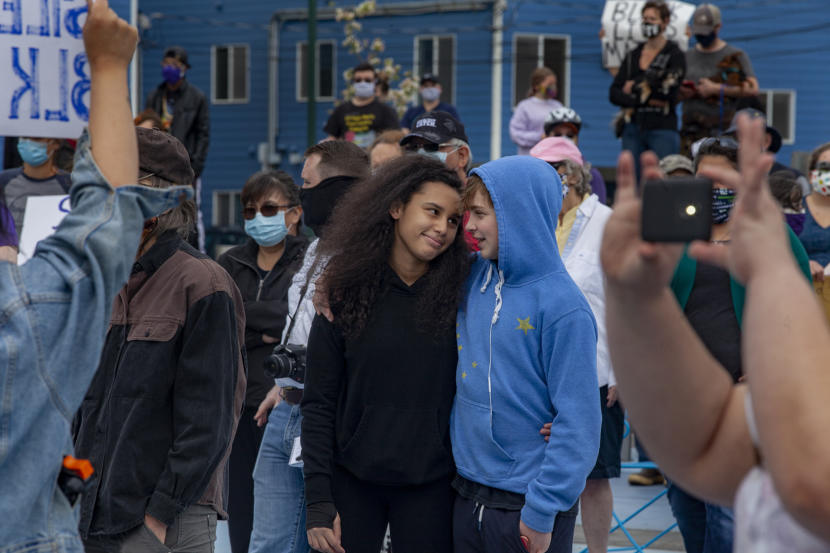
{"left": 544, "top": 107, "right": 582, "bottom": 136}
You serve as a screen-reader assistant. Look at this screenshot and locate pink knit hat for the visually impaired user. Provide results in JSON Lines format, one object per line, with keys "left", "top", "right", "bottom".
{"left": 529, "top": 137, "right": 584, "bottom": 166}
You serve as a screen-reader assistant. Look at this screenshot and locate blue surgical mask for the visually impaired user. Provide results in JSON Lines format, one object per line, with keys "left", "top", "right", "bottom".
{"left": 421, "top": 87, "right": 441, "bottom": 102}
{"left": 417, "top": 147, "right": 458, "bottom": 164}
{"left": 244, "top": 212, "right": 289, "bottom": 247}
{"left": 17, "top": 139, "right": 50, "bottom": 167}
{"left": 162, "top": 64, "right": 183, "bottom": 85}
{"left": 353, "top": 81, "right": 376, "bottom": 99}
{"left": 712, "top": 188, "right": 737, "bottom": 224}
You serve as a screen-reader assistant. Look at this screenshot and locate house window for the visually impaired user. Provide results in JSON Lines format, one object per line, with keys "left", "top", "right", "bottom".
{"left": 759, "top": 90, "right": 796, "bottom": 145}
{"left": 297, "top": 40, "right": 336, "bottom": 102}
{"left": 212, "top": 44, "right": 249, "bottom": 104}
{"left": 213, "top": 190, "right": 242, "bottom": 227}
{"left": 414, "top": 36, "right": 456, "bottom": 104}
{"left": 513, "top": 35, "right": 569, "bottom": 107}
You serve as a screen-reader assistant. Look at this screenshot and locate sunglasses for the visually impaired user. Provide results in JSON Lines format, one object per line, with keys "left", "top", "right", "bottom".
{"left": 353, "top": 78, "right": 375, "bottom": 84}
{"left": 242, "top": 203, "right": 295, "bottom": 220}
{"left": 814, "top": 162, "right": 830, "bottom": 172}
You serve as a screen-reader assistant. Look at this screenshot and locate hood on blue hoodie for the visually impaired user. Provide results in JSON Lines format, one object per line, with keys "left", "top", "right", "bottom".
{"left": 470, "top": 156, "right": 564, "bottom": 285}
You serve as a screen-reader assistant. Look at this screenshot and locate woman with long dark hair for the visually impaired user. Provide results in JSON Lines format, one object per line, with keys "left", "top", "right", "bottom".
{"left": 301, "top": 156, "right": 471, "bottom": 553}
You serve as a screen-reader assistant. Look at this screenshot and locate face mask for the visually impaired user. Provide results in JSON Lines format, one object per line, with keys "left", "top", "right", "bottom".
{"left": 417, "top": 147, "right": 458, "bottom": 164}
{"left": 300, "top": 176, "right": 355, "bottom": 235}
{"left": 353, "top": 81, "right": 375, "bottom": 99}
{"left": 421, "top": 87, "right": 441, "bottom": 102}
{"left": 162, "top": 64, "right": 183, "bottom": 85}
{"left": 642, "top": 22, "right": 662, "bottom": 38}
{"left": 244, "top": 211, "right": 289, "bottom": 247}
{"left": 17, "top": 139, "right": 50, "bottom": 167}
{"left": 810, "top": 169, "right": 830, "bottom": 196}
{"left": 695, "top": 32, "right": 717, "bottom": 48}
{"left": 712, "top": 188, "right": 737, "bottom": 224}
{"left": 545, "top": 86, "right": 558, "bottom": 100}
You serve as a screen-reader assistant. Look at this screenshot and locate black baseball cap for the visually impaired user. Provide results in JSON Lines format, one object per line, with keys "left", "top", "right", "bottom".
{"left": 163, "top": 46, "right": 191, "bottom": 69}
{"left": 400, "top": 111, "right": 469, "bottom": 146}
{"left": 136, "top": 127, "right": 195, "bottom": 186}
{"left": 420, "top": 73, "right": 440, "bottom": 86}
{"left": 724, "top": 108, "right": 782, "bottom": 153}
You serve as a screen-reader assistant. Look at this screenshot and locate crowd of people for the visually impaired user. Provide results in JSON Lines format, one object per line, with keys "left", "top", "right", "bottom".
{"left": 3, "top": 2, "right": 830, "bottom": 553}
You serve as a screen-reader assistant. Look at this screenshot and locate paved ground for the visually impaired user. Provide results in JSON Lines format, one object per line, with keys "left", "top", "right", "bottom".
{"left": 214, "top": 468, "right": 683, "bottom": 553}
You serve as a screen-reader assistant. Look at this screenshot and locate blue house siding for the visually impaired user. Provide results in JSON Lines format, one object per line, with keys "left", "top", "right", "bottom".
{"left": 137, "top": 0, "right": 829, "bottom": 227}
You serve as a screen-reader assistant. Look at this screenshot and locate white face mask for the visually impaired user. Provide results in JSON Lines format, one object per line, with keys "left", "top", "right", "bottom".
{"left": 353, "top": 81, "right": 376, "bottom": 99}
{"left": 421, "top": 87, "right": 441, "bottom": 102}
{"left": 810, "top": 169, "right": 830, "bottom": 196}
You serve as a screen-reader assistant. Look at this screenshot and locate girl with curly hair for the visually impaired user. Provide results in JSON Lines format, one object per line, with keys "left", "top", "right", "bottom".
{"left": 300, "top": 155, "right": 471, "bottom": 553}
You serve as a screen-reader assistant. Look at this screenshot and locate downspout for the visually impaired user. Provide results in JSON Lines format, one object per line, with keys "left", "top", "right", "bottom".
{"left": 130, "top": 0, "right": 139, "bottom": 115}
{"left": 266, "top": 15, "right": 281, "bottom": 170}
{"left": 490, "top": 0, "right": 506, "bottom": 160}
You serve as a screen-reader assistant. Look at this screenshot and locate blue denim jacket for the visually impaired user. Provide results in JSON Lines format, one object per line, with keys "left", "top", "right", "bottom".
{"left": 0, "top": 132, "right": 192, "bottom": 553}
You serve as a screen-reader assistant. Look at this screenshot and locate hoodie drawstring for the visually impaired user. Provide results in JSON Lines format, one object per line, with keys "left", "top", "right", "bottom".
{"left": 487, "top": 269, "right": 505, "bottom": 426}
{"left": 473, "top": 502, "right": 486, "bottom": 531}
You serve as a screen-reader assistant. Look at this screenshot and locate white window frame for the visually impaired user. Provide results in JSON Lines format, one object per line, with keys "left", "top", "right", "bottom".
{"left": 212, "top": 189, "right": 243, "bottom": 227}
{"left": 296, "top": 39, "right": 337, "bottom": 103}
{"left": 211, "top": 44, "right": 250, "bottom": 105}
{"left": 511, "top": 33, "right": 571, "bottom": 108}
{"left": 412, "top": 34, "right": 457, "bottom": 105}
{"left": 759, "top": 89, "right": 796, "bottom": 145}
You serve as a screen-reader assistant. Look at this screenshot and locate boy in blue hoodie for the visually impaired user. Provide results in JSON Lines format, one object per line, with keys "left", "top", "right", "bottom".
{"left": 451, "top": 156, "right": 601, "bottom": 553}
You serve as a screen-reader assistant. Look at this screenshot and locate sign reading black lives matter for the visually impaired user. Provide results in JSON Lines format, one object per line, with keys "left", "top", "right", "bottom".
{"left": 0, "top": 0, "right": 91, "bottom": 139}
{"left": 601, "top": 0, "right": 695, "bottom": 69}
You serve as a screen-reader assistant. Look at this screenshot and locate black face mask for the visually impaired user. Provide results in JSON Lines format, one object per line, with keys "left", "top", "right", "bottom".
{"left": 300, "top": 175, "right": 357, "bottom": 235}
{"left": 695, "top": 32, "right": 717, "bottom": 48}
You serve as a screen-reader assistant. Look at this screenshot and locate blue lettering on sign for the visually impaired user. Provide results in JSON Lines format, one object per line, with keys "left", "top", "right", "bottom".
{"left": 26, "top": 0, "right": 49, "bottom": 36}
{"left": 52, "top": 0, "right": 60, "bottom": 37}
{"left": 10, "top": 47, "right": 39, "bottom": 120}
{"left": 54, "top": 195, "right": 71, "bottom": 229}
{"left": 63, "top": 4, "right": 86, "bottom": 39}
{"left": 0, "top": 0, "right": 22, "bottom": 35}
{"left": 72, "top": 53, "right": 90, "bottom": 122}
{"left": 45, "top": 48, "right": 69, "bottom": 121}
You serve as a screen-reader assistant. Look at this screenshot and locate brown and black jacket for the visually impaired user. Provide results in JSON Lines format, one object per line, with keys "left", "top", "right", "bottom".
{"left": 73, "top": 231, "right": 247, "bottom": 537}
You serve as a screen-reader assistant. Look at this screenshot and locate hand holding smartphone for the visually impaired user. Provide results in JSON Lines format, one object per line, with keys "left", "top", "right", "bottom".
{"left": 641, "top": 177, "right": 713, "bottom": 243}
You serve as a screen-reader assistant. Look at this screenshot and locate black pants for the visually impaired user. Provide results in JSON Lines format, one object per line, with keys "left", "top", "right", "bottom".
{"left": 227, "top": 406, "right": 265, "bottom": 553}
{"left": 453, "top": 494, "right": 578, "bottom": 553}
{"left": 327, "top": 464, "right": 454, "bottom": 553}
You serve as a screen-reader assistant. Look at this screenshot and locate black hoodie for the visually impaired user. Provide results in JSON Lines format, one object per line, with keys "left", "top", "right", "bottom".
{"left": 301, "top": 267, "right": 458, "bottom": 524}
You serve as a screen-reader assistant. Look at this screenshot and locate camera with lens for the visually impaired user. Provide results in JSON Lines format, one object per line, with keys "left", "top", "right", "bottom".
{"left": 264, "top": 344, "right": 307, "bottom": 385}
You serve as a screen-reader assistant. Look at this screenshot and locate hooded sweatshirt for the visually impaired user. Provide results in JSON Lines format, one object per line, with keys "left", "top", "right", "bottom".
{"left": 450, "top": 156, "right": 601, "bottom": 534}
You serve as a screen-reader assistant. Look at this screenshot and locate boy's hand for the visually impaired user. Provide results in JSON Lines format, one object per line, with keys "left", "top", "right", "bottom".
{"left": 84, "top": 0, "right": 138, "bottom": 71}
{"left": 519, "top": 520, "right": 551, "bottom": 553}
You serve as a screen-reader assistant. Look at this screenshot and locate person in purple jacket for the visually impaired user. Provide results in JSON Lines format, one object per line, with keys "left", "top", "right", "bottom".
{"left": 510, "top": 67, "right": 563, "bottom": 155}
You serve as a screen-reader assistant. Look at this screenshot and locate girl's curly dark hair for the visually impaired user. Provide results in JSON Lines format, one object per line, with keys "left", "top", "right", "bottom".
{"left": 317, "top": 155, "right": 471, "bottom": 340}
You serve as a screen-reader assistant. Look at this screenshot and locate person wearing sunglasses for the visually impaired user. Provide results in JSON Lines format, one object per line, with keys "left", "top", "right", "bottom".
{"left": 323, "top": 62, "right": 400, "bottom": 148}
{"left": 658, "top": 136, "right": 810, "bottom": 553}
{"left": 217, "top": 171, "right": 309, "bottom": 553}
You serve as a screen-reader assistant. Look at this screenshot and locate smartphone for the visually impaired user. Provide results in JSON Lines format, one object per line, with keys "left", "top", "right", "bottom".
{"left": 641, "top": 177, "right": 712, "bottom": 242}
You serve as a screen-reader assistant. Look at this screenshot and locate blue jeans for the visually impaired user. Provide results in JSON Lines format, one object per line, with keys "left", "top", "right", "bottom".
{"left": 249, "top": 401, "right": 308, "bottom": 553}
{"left": 666, "top": 482, "right": 734, "bottom": 553}
{"left": 621, "top": 124, "right": 680, "bottom": 179}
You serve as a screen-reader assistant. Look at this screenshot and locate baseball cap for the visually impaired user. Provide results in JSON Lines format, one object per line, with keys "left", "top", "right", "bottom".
{"left": 400, "top": 111, "right": 469, "bottom": 146}
{"left": 691, "top": 4, "right": 722, "bottom": 35}
{"left": 163, "top": 46, "right": 191, "bottom": 69}
{"left": 724, "top": 108, "right": 782, "bottom": 153}
{"left": 659, "top": 154, "right": 694, "bottom": 175}
{"left": 420, "top": 73, "right": 440, "bottom": 86}
{"left": 529, "top": 137, "right": 584, "bottom": 166}
{"left": 136, "top": 127, "right": 195, "bottom": 186}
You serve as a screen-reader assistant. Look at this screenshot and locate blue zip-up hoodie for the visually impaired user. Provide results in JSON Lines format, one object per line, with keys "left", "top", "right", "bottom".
{"left": 450, "top": 156, "right": 601, "bottom": 533}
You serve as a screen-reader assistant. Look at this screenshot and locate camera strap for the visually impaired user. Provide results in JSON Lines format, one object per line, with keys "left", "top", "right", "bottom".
{"left": 282, "top": 253, "right": 322, "bottom": 345}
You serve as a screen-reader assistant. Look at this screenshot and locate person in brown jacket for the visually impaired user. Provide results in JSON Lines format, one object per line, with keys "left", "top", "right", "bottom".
{"left": 74, "top": 128, "right": 246, "bottom": 553}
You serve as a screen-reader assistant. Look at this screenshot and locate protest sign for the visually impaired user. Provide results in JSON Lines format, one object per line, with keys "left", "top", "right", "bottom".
{"left": 17, "top": 194, "right": 70, "bottom": 263}
{"left": 0, "top": 0, "right": 90, "bottom": 139}
{"left": 601, "top": 0, "right": 695, "bottom": 68}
